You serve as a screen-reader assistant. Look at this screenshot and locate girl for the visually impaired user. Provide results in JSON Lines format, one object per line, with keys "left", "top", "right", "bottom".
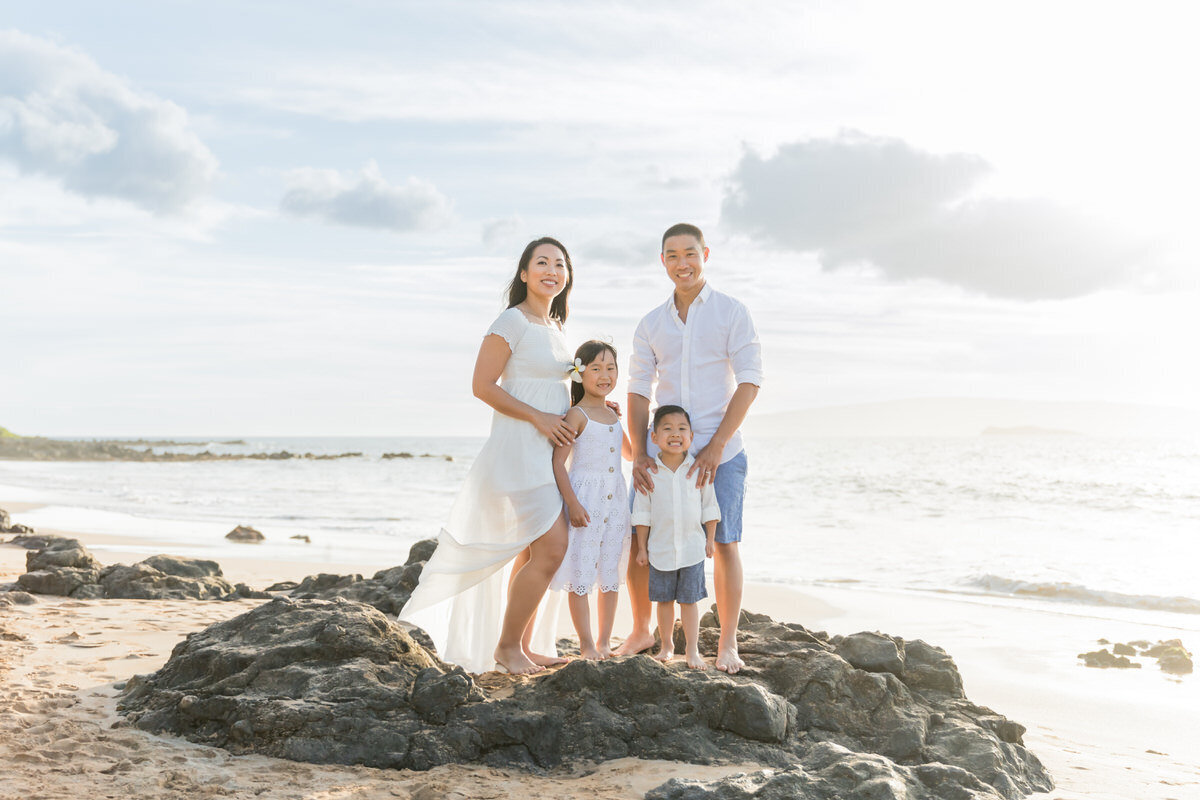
{"left": 549, "top": 340, "right": 634, "bottom": 659}
{"left": 401, "top": 237, "right": 577, "bottom": 675}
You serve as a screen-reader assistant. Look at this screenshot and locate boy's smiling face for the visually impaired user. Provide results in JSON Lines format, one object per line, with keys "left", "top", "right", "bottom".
{"left": 651, "top": 412, "right": 693, "bottom": 456}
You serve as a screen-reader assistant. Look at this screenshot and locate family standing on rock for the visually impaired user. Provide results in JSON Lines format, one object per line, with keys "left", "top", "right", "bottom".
{"left": 400, "top": 223, "right": 763, "bottom": 676}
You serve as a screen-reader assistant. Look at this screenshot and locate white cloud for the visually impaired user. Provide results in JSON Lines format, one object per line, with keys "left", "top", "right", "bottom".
{"left": 0, "top": 29, "right": 217, "bottom": 213}
{"left": 721, "top": 132, "right": 1152, "bottom": 299}
{"left": 280, "top": 161, "right": 452, "bottom": 232}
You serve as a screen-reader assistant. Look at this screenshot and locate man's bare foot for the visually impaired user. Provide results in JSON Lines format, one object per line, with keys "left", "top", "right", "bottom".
{"left": 615, "top": 631, "right": 657, "bottom": 656}
{"left": 652, "top": 647, "right": 674, "bottom": 663}
{"left": 525, "top": 648, "right": 569, "bottom": 667}
{"left": 494, "top": 644, "right": 543, "bottom": 675}
{"left": 686, "top": 649, "right": 708, "bottom": 670}
{"left": 579, "top": 644, "right": 604, "bottom": 660}
{"left": 715, "top": 646, "right": 744, "bottom": 674}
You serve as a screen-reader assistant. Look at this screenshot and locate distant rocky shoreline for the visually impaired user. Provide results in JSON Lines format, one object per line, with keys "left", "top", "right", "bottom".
{"left": 0, "top": 434, "right": 450, "bottom": 462}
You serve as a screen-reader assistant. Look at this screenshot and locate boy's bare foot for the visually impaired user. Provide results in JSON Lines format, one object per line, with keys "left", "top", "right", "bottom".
{"left": 686, "top": 649, "right": 708, "bottom": 670}
{"left": 494, "top": 644, "right": 543, "bottom": 675}
{"left": 579, "top": 644, "right": 604, "bottom": 660}
{"left": 715, "top": 645, "right": 744, "bottom": 674}
{"left": 615, "top": 631, "right": 657, "bottom": 655}
{"left": 652, "top": 647, "right": 674, "bottom": 663}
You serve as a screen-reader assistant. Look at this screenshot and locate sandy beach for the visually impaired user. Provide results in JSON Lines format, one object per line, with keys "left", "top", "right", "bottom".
{"left": 2, "top": 504, "right": 1197, "bottom": 800}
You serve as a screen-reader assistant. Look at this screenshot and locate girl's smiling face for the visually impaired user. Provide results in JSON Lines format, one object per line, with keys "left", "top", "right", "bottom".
{"left": 580, "top": 349, "right": 618, "bottom": 399}
{"left": 521, "top": 243, "right": 568, "bottom": 303}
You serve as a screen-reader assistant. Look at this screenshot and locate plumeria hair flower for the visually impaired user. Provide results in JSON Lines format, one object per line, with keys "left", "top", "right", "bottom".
{"left": 568, "top": 358, "right": 584, "bottom": 383}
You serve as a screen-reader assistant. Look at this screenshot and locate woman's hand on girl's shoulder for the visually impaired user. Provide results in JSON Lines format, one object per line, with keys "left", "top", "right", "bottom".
{"left": 534, "top": 411, "right": 575, "bottom": 447}
{"left": 605, "top": 400, "right": 622, "bottom": 417}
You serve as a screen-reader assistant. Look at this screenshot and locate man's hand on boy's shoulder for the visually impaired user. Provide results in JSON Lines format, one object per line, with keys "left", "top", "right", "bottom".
{"left": 632, "top": 453, "right": 658, "bottom": 494}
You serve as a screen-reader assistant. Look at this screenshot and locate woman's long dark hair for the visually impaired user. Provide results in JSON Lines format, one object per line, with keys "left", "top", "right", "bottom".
{"left": 570, "top": 340, "right": 618, "bottom": 406}
{"left": 505, "top": 237, "right": 574, "bottom": 324}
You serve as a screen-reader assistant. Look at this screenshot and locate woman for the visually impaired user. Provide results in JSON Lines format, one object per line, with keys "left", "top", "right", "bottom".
{"left": 401, "top": 237, "right": 577, "bottom": 675}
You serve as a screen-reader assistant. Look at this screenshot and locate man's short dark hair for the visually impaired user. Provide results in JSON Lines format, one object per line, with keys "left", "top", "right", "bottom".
{"left": 653, "top": 404, "right": 691, "bottom": 430}
{"left": 661, "top": 223, "right": 706, "bottom": 251}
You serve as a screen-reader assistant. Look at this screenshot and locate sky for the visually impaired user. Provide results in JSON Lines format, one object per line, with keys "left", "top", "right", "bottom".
{"left": 2, "top": 0, "right": 1198, "bottom": 437}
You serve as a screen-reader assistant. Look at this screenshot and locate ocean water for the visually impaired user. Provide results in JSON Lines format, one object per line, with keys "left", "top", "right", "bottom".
{"left": 2, "top": 434, "right": 1198, "bottom": 621}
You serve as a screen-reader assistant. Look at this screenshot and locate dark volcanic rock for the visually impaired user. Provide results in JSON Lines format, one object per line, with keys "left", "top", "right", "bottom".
{"left": 26, "top": 538, "right": 97, "bottom": 571}
{"left": 288, "top": 537, "right": 437, "bottom": 616}
{"left": 1077, "top": 648, "right": 1140, "bottom": 669}
{"left": 100, "top": 558, "right": 236, "bottom": 600}
{"left": 832, "top": 631, "right": 905, "bottom": 676}
{"left": 13, "top": 539, "right": 239, "bottom": 600}
{"left": 119, "top": 599, "right": 1052, "bottom": 799}
{"left": 648, "top": 741, "right": 1004, "bottom": 799}
{"left": 225, "top": 525, "right": 265, "bottom": 543}
{"left": 8, "top": 533, "right": 71, "bottom": 550}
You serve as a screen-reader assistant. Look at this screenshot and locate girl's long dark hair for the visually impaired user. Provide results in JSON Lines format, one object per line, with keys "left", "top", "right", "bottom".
{"left": 570, "top": 340, "right": 618, "bottom": 406}
{"left": 505, "top": 237, "right": 574, "bottom": 324}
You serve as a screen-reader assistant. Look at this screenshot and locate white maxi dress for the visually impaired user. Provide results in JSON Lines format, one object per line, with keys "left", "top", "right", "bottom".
{"left": 400, "top": 307, "right": 572, "bottom": 673}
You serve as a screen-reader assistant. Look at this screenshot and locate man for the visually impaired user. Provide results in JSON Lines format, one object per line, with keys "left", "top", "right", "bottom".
{"left": 618, "top": 222, "right": 762, "bottom": 673}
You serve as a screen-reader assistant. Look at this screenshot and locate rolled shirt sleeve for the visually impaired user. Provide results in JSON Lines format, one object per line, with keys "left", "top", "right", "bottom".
{"left": 700, "top": 480, "right": 722, "bottom": 524}
{"left": 631, "top": 487, "right": 653, "bottom": 528}
{"left": 728, "top": 301, "right": 763, "bottom": 388}
{"left": 627, "top": 318, "right": 657, "bottom": 400}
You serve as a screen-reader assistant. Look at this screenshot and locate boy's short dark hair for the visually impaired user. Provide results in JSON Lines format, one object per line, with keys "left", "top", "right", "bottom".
{"left": 653, "top": 404, "right": 691, "bottom": 430}
{"left": 661, "top": 223, "right": 706, "bottom": 251}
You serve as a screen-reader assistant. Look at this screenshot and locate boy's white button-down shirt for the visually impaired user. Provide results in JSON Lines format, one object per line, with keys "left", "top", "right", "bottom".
{"left": 628, "top": 283, "right": 763, "bottom": 465}
{"left": 631, "top": 454, "right": 722, "bottom": 571}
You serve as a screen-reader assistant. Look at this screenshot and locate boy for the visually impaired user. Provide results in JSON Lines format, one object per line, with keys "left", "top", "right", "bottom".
{"left": 632, "top": 405, "right": 721, "bottom": 670}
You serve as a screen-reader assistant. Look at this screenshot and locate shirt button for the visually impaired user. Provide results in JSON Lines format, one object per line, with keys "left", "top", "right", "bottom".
{"left": 607, "top": 494, "right": 612, "bottom": 500}
{"left": 610, "top": 446, "right": 615, "bottom": 453}
{"left": 603, "top": 517, "right": 609, "bottom": 523}
{"left": 608, "top": 467, "right": 614, "bottom": 472}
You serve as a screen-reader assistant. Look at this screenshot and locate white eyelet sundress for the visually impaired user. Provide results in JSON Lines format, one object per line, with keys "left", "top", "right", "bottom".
{"left": 550, "top": 410, "right": 630, "bottom": 595}
{"left": 400, "top": 307, "right": 572, "bottom": 673}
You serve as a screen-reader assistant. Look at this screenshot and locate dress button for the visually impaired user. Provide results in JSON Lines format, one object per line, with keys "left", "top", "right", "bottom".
{"left": 608, "top": 467, "right": 614, "bottom": 473}
{"left": 603, "top": 517, "right": 609, "bottom": 523}
{"left": 607, "top": 494, "right": 613, "bottom": 500}
{"left": 609, "top": 426, "right": 614, "bottom": 432}
{"left": 610, "top": 446, "right": 615, "bottom": 453}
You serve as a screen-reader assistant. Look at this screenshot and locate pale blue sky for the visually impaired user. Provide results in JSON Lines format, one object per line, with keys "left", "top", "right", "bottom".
{"left": 2, "top": 1, "right": 1197, "bottom": 435}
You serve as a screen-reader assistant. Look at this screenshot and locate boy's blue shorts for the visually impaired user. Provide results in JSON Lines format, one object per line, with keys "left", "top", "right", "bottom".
{"left": 648, "top": 560, "right": 707, "bottom": 605}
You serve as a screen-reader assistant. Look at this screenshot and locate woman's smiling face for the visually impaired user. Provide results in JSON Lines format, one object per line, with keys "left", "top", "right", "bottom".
{"left": 521, "top": 243, "right": 568, "bottom": 302}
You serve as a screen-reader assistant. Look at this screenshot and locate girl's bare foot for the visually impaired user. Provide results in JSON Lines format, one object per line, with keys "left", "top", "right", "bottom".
{"left": 686, "top": 649, "right": 708, "bottom": 670}
{"left": 615, "top": 632, "right": 657, "bottom": 655}
{"left": 524, "top": 648, "right": 569, "bottom": 667}
{"left": 715, "top": 646, "right": 744, "bottom": 674}
{"left": 579, "top": 644, "right": 604, "bottom": 660}
{"left": 652, "top": 647, "right": 674, "bottom": 663}
{"left": 596, "top": 644, "right": 614, "bottom": 659}
{"left": 494, "top": 644, "right": 543, "bottom": 675}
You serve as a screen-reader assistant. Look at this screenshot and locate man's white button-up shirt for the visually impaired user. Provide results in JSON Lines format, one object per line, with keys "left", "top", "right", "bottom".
{"left": 631, "top": 454, "right": 722, "bottom": 571}
{"left": 627, "top": 283, "right": 763, "bottom": 464}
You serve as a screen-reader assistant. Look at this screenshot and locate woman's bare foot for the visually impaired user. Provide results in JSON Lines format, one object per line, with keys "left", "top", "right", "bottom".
{"left": 652, "top": 647, "right": 674, "bottom": 663}
{"left": 579, "top": 644, "right": 604, "bottom": 660}
{"left": 615, "top": 632, "right": 657, "bottom": 656}
{"left": 714, "top": 646, "right": 744, "bottom": 674}
{"left": 686, "top": 649, "right": 708, "bottom": 670}
{"left": 524, "top": 648, "right": 569, "bottom": 667}
{"left": 494, "top": 644, "right": 543, "bottom": 675}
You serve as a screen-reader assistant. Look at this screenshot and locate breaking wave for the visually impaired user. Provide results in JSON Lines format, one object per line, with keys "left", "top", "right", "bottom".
{"left": 964, "top": 574, "right": 1200, "bottom": 615}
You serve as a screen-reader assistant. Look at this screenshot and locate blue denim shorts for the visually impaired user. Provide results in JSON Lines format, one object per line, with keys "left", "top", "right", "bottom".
{"left": 648, "top": 560, "right": 707, "bottom": 605}
{"left": 713, "top": 449, "right": 747, "bottom": 544}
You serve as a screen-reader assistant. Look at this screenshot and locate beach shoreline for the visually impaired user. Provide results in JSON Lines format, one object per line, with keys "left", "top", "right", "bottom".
{"left": 2, "top": 506, "right": 1197, "bottom": 799}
